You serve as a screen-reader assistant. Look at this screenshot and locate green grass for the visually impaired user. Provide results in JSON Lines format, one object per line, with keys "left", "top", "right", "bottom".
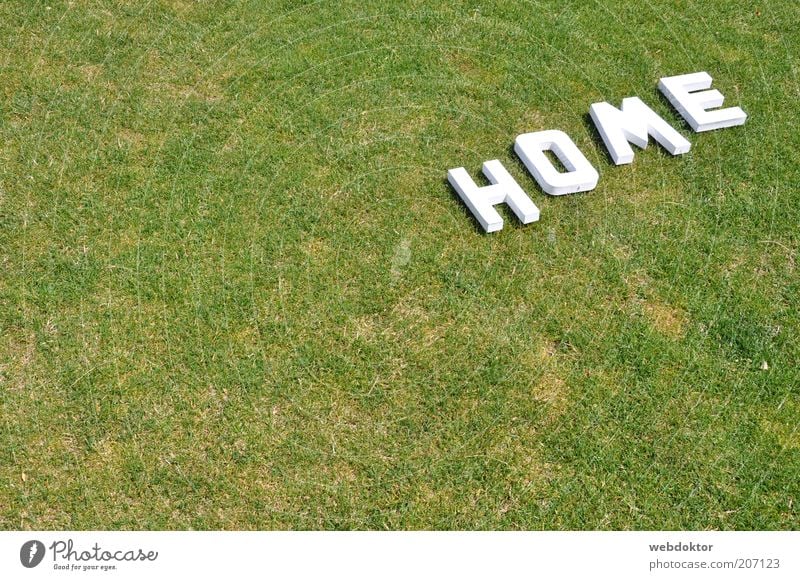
{"left": 1, "top": 0, "right": 798, "bottom": 530}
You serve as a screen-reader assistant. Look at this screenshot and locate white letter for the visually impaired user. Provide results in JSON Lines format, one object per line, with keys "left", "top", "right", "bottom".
{"left": 514, "top": 130, "right": 599, "bottom": 196}
{"left": 589, "top": 97, "right": 691, "bottom": 165}
{"left": 658, "top": 71, "right": 747, "bottom": 132}
{"left": 447, "top": 160, "right": 539, "bottom": 233}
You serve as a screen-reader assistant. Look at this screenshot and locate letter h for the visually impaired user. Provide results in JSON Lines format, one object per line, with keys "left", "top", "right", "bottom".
{"left": 447, "top": 160, "right": 539, "bottom": 233}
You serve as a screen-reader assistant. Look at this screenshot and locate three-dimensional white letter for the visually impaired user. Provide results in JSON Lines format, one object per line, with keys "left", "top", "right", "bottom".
{"left": 658, "top": 71, "right": 747, "bottom": 132}
{"left": 447, "top": 160, "right": 539, "bottom": 233}
{"left": 514, "top": 130, "right": 599, "bottom": 195}
{"left": 589, "top": 97, "right": 691, "bottom": 165}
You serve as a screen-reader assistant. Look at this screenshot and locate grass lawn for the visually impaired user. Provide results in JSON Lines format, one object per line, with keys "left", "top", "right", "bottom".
{"left": 1, "top": 0, "right": 798, "bottom": 530}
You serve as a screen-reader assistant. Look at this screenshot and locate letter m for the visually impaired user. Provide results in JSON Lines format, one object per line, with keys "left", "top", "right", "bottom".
{"left": 589, "top": 97, "right": 691, "bottom": 165}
